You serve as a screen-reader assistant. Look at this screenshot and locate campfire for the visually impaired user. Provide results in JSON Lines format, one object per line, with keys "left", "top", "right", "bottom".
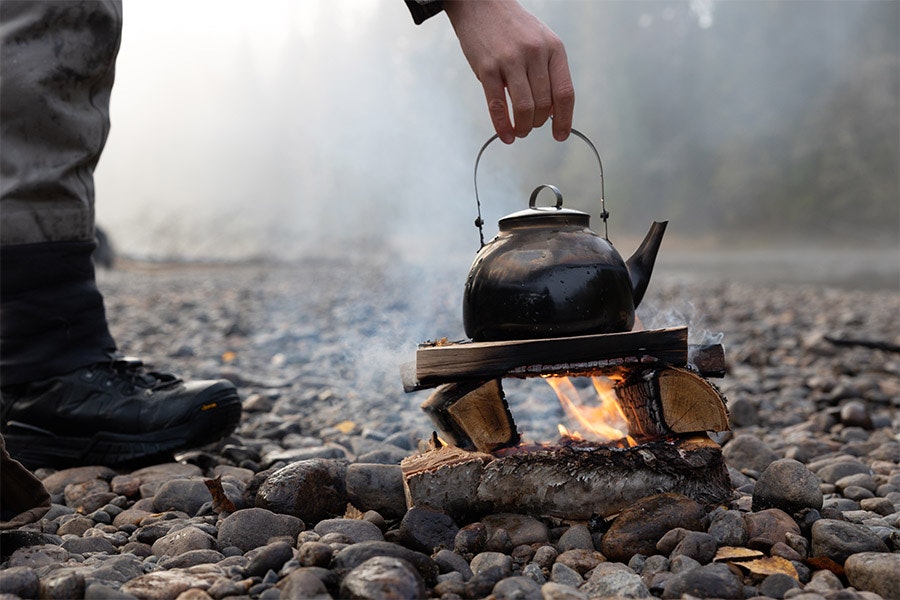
{"left": 399, "top": 128, "right": 733, "bottom": 521}
{"left": 399, "top": 327, "right": 733, "bottom": 521}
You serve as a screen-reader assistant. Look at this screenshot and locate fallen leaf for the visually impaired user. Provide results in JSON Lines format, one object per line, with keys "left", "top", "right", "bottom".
{"left": 736, "top": 556, "right": 798, "bottom": 579}
{"left": 204, "top": 476, "right": 236, "bottom": 515}
{"left": 714, "top": 547, "right": 765, "bottom": 562}
{"left": 335, "top": 420, "right": 356, "bottom": 434}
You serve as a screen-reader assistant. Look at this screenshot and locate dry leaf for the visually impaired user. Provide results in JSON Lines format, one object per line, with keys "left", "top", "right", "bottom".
{"left": 204, "top": 476, "right": 236, "bottom": 515}
{"left": 714, "top": 547, "right": 765, "bottom": 562}
{"left": 334, "top": 420, "right": 356, "bottom": 434}
{"left": 805, "top": 556, "right": 845, "bottom": 577}
{"left": 344, "top": 504, "right": 365, "bottom": 520}
{"left": 736, "top": 556, "right": 798, "bottom": 579}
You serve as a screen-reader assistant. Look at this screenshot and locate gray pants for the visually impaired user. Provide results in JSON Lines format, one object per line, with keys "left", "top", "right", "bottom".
{"left": 0, "top": 1, "right": 121, "bottom": 385}
{"left": 1, "top": 0, "right": 122, "bottom": 245}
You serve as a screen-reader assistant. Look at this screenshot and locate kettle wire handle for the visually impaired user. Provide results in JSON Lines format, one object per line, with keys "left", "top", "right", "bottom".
{"left": 473, "top": 127, "right": 608, "bottom": 248}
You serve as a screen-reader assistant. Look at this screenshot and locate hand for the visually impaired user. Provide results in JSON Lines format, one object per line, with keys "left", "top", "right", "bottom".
{"left": 444, "top": 0, "right": 575, "bottom": 144}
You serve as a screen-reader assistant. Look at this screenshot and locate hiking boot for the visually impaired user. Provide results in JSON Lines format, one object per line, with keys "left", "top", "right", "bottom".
{"left": 1, "top": 356, "right": 242, "bottom": 469}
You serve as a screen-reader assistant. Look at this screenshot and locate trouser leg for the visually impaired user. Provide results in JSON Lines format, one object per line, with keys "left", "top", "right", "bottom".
{"left": 1, "top": 1, "right": 122, "bottom": 386}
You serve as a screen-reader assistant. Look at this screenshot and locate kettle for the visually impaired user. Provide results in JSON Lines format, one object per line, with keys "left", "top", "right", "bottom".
{"left": 463, "top": 129, "right": 667, "bottom": 342}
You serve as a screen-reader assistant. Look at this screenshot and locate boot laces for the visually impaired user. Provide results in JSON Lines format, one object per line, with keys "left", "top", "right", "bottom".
{"left": 102, "top": 356, "right": 182, "bottom": 392}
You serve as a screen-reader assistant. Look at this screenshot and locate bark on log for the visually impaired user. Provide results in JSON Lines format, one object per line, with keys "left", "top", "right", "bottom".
{"left": 401, "top": 436, "right": 732, "bottom": 521}
{"left": 615, "top": 366, "right": 731, "bottom": 441}
{"left": 420, "top": 379, "right": 519, "bottom": 453}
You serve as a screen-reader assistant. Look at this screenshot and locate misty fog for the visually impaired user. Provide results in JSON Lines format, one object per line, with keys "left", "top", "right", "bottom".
{"left": 94, "top": 0, "right": 899, "bottom": 287}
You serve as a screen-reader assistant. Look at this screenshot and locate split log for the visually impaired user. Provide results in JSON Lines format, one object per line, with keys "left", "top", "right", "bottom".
{"left": 615, "top": 366, "right": 731, "bottom": 441}
{"left": 401, "top": 435, "right": 732, "bottom": 521}
{"left": 420, "top": 379, "right": 519, "bottom": 453}
{"left": 412, "top": 327, "right": 689, "bottom": 388}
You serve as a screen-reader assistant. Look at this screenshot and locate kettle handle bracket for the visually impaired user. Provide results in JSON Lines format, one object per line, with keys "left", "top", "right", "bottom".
{"left": 473, "top": 128, "right": 609, "bottom": 248}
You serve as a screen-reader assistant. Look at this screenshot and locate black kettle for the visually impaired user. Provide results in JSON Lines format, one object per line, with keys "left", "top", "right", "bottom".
{"left": 463, "top": 130, "right": 667, "bottom": 342}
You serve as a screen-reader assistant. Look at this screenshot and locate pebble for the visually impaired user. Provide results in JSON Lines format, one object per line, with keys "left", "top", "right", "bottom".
{"left": 752, "top": 458, "right": 824, "bottom": 513}
{"left": 3, "top": 261, "right": 896, "bottom": 600}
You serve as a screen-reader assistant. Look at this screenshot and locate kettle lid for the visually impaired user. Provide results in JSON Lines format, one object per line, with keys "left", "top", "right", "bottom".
{"left": 499, "top": 184, "right": 590, "bottom": 229}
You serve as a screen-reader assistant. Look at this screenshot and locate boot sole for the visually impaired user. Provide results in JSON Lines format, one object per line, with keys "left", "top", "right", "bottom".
{"left": 4, "top": 386, "right": 242, "bottom": 470}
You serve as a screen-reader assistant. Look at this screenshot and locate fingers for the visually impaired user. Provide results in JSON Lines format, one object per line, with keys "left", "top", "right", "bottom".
{"left": 484, "top": 44, "right": 573, "bottom": 144}
{"left": 548, "top": 48, "right": 575, "bottom": 141}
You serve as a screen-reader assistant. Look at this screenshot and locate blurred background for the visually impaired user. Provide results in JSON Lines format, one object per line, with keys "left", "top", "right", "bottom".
{"left": 94, "top": 0, "right": 898, "bottom": 288}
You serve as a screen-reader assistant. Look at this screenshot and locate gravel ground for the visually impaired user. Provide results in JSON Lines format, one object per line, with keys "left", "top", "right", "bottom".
{"left": 1, "top": 249, "right": 898, "bottom": 600}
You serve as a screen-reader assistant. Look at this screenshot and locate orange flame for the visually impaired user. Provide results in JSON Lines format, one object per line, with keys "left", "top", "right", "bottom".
{"left": 545, "top": 375, "right": 636, "bottom": 446}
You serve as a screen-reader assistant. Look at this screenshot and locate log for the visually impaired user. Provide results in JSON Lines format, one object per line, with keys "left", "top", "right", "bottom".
{"left": 401, "top": 435, "right": 732, "bottom": 521}
{"left": 614, "top": 366, "right": 731, "bottom": 441}
{"left": 412, "top": 327, "right": 689, "bottom": 388}
{"left": 420, "top": 379, "right": 520, "bottom": 453}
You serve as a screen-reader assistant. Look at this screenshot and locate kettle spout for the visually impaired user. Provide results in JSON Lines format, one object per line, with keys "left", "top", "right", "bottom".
{"left": 626, "top": 221, "right": 668, "bottom": 309}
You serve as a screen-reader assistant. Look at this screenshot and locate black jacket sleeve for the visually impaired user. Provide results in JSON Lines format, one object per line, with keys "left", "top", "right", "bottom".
{"left": 405, "top": 0, "right": 444, "bottom": 24}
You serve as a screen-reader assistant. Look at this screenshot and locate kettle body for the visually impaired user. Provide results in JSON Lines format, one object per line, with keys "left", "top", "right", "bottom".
{"left": 462, "top": 130, "right": 666, "bottom": 342}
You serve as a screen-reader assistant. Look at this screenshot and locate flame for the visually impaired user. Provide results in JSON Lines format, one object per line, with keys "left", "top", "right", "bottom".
{"left": 545, "top": 375, "right": 636, "bottom": 446}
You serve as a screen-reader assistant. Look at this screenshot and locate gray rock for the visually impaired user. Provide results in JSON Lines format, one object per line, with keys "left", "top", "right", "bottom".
{"left": 332, "top": 540, "right": 439, "bottom": 585}
{"left": 0, "top": 566, "right": 39, "bottom": 598}
{"left": 397, "top": 506, "right": 458, "bottom": 554}
{"left": 151, "top": 479, "right": 210, "bottom": 516}
{"left": 492, "top": 575, "right": 543, "bottom": 600}
{"left": 151, "top": 526, "right": 218, "bottom": 557}
{"left": 339, "top": 556, "right": 426, "bottom": 600}
{"left": 661, "top": 562, "right": 743, "bottom": 599}
{"left": 433, "top": 548, "right": 473, "bottom": 580}
{"left": 541, "top": 581, "right": 589, "bottom": 600}
{"left": 254, "top": 458, "right": 348, "bottom": 523}
{"left": 835, "top": 473, "right": 878, "bottom": 492}
{"left": 550, "top": 562, "right": 584, "bottom": 588}
{"left": 521, "top": 563, "right": 546, "bottom": 585}
{"left": 810, "top": 519, "right": 889, "bottom": 564}
{"left": 39, "top": 569, "right": 85, "bottom": 600}
{"left": 601, "top": 493, "right": 707, "bottom": 563}
{"left": 57, "top": 515, "right": 95, "bottom": 536}
{"left": 532, "top": 545, "right": 558, "bottom": 570}
{"left": 454, "top": 522, "right": 487, "bottom": 556}
{"left": 297, "top": 541, "right": 333, "bottom": 568}
{"left": 217, "top": 507, "right": 304, "bottom": 553}
{"left": 157, "top": 549, "right": 226, "bottom": 569}
{"left": 752, "top": 458, "right": 824, "bottom": 513}
{"left": 708, "top": 509, "right": 748, "bottom": 546}
{"left": 481, "top": 513, "right": 550, "bottom": 546}
{"left": 120, "top": 568, "right": 221, "bottom": 600}
{"left": 345, "top": 463, "right": 406, "bottom": 519}
{"left": 245, "top": 540, "right": 295, "bottom": 577}
{"left": 743, "top": 508, "right": 801, "bottom": 550}
{"left": 554, "top": 549, "right": 605, "bottom": 576}
{"left": 669, "top": 531, "right": 717, "bottom": 564}
{"left": 60, "top": 535, "right": 118, "bottom": 555}
{"left": 722, "top": 434, "right": 779, "bottom": 473}
{"left": 84, "top": 554, "right": 145, "bottom": 585}
{"left": 557, "top": 524, "right": 594, "bottom": 551}
{"left": 582, "top": 563, "right": 651, "bottom": 599}
{"left": 844, "top": 551, "right": 900, "bottom": 599}
{"left": 83, "top": 581, "right": 140, "bottom": 599}
{"left": 804, "top": 568, "right": 844, "bottom": 593}
{"left": 470, "top": 551, "right": 513, "bottom": 578}
{"left": 276, "top": 568, "right": 332, "bottom": 599}
{"left": 757, "top": 572, "right": 801, "bottom": 599}
{"left": 814, "top": 458, "right": 871, "bottom": 484}
{"left": 314, "top": 518, "right": 384, "bottom": 543}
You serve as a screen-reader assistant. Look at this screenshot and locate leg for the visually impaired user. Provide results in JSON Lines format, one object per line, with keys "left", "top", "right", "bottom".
{"left": 0, "top": 1, "right": 241, "bottom": 469}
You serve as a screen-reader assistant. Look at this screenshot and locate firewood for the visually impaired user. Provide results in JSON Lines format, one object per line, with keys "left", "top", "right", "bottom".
{"left": 414, "top": 327, "right": 689, "bottom": 386}
{"left": 401, "top": 435, "right": 732, "bottom": 521}
{"left": 615, "top": 366, "right": 730, "bottom": 441}
{"left": 420, "top": 379, "right": 520, "bottom": 453}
